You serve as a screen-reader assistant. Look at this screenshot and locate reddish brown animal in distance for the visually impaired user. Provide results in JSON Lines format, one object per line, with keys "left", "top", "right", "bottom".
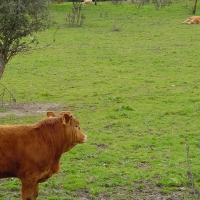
{"left": 182, "top": 16, "right": 200, "bottom": 24}
{"left": 0, "top": 111, "right": 87, "bottom": 200}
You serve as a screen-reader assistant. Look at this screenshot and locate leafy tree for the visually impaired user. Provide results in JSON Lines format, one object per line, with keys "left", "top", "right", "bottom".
{"left": 0, "top": 0, "right": 51, "bottom": 79}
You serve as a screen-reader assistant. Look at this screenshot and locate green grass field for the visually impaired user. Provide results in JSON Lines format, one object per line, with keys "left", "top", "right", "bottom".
{"left": 1, "top": 1, "right": 200, "bottom": 199}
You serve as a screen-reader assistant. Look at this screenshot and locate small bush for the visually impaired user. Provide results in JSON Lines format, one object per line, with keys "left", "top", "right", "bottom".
{"left": 67, "top": 2, "right": 85, "bottom": 27}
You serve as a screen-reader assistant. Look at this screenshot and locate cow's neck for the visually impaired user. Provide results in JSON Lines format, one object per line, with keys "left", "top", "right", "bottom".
{"left": 37, "top": 121, "right": 77, "bottom": 158}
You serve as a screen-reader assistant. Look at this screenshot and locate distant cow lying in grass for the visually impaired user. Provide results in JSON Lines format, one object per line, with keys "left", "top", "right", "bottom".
{"left": 0, "top": 111, "right": 87, "bottom": 200}
{"left": 182, "top": 16, "right": 200, "bottom": 24}
{"left": 82, "top": 0, "right": 93, "bottom": 4}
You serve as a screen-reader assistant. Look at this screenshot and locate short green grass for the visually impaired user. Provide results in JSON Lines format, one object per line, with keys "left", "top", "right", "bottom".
{"left": 1, "top": 1, "right": 200, "bottom": 199}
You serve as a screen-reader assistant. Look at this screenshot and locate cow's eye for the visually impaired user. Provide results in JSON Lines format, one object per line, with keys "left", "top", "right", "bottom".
{"left": 75, "top": 125, "right": 79, "bottom": 129}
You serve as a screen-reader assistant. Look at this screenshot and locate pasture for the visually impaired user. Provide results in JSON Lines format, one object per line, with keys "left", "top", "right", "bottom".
{"left": 1, "top": 1, "right": 200, "bottom": 199}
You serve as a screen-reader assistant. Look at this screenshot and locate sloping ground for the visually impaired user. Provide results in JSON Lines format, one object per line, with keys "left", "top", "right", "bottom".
{"left": 0, "top": 104, "right": 197, "bottom": 199}
{"left": 1, "top": 181, "right": 193, "bottom": 200}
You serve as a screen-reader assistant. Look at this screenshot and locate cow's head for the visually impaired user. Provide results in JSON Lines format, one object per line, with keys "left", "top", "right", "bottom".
{"left": 46, "top": 111, "right": 87, "bottom": 144}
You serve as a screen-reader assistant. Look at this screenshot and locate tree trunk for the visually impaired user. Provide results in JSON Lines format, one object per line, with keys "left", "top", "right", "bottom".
{"left": 0, "top": 53, "right": 7, "bottom": 79}
{"left": 192, "top": 0, "right": 198, "bottom": 14}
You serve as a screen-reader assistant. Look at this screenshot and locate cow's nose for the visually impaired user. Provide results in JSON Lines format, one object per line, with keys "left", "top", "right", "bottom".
{"left": 84, "top": 135, "right": 87, "bottom": 142}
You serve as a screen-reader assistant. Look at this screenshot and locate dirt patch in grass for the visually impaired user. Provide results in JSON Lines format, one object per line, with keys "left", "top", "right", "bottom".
{"left": 75, "top": 181, "right": 194, "bottom": 200}
{"left": 0, "top": 102, "right": 64, "bottom": 117}
{"left": 95, "top": 143, "right": 108, "bottom": 149}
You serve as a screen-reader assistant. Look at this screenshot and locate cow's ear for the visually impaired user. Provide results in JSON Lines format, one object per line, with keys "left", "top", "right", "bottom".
{"left": 47, "top": 111, "right": 56, "bottom": 118}
{"left": 62, "top": 113, "right": 72, "bottom": 125}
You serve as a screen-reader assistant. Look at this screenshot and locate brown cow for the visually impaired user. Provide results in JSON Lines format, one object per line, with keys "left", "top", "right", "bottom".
{"left": 182, "top": 16, "right": 200, "bottom": 24}
{"left": 0, "top": 111, "right": 87, "bottom": 200}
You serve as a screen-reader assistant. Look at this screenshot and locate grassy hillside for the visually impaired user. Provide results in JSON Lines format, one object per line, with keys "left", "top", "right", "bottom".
{"left": 1, "top": 1, "right": 200, "bottom": 199}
